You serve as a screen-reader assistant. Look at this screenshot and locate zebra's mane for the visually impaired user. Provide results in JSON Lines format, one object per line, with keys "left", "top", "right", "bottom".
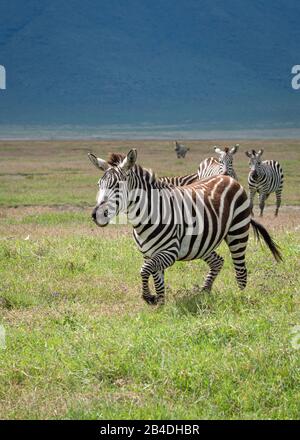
{"left": 107, "top": 152, "right": 125, "bottom": 167}
{"left": 224, "top": 147, "right": 229, "bottom": 153}
{"left": 107, "top": 152, "right": 173, "bottom": 188}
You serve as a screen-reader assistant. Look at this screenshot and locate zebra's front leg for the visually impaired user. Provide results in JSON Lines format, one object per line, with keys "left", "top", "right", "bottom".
{"left": 201, "top": 251, "right": 224, "bottom": 292}
{"left": 249, "top": 189, "right": 256, "bottom": 216}
{"left": 259, "top": 193, "right": 266, "bottom": 217}
{"left": 153, "top": 270, "right": 165, "bottom": 305}
{"left": 275, "top": 190, "right": 282, "bottom": 217}
{"left": 140, "top": 252, "right": 176, "bottom": 305}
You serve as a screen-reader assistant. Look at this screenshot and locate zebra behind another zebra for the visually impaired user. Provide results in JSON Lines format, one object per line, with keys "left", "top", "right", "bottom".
{"left": 246, "top": 149, "right": 284, "bottom": 217}
{"left": 198, "top": 145, "right": 239, "bottom": 180}
{"left": 159, "top": 172, "right": 198, "bottom": 186}
{"left": 88, "top": 149, "right": 282, "bottom": 305}
{"left": 160, "top": 144, "right": 239, "bottom": 187}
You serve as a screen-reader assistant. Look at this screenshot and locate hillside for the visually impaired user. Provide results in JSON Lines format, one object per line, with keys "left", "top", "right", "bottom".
{"left": 0, "top": 0, "right": 299, "bottom": 126}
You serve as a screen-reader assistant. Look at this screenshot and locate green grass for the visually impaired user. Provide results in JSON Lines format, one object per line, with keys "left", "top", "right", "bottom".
{"left": 0, "top": 229, "right": 299, "bottom": 419}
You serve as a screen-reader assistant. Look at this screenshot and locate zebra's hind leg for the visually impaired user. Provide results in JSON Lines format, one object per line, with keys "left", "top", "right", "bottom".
{"left": 201, "top": 251, "right": 224, "bottom": 292}
{"left": 275, "top": 189, "right": 282, "bottom": 216}
{"left": 225, "top": 234, "right": 249, "bottom": 290}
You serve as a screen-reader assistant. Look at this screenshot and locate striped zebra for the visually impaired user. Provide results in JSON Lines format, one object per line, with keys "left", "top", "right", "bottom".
{"left": 245, "top": 149, "right": 284, "bottom": 217}
{"left": 88, "top": 149, "right": 281, "bottom": 305}
{"left": 198, "top": 145, "right": 239, "bottom": 180}
{"left": 174, "top": 141, "right": 189, "bottom": 158}
{"left": 159, "top": 172, "right": 198, "bottom": 186}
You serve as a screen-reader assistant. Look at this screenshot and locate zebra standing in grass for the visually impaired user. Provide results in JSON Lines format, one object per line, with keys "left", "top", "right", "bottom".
{"left": 198, "top": 145, "right": 239, "bottom": 180}
{"left": 174, "top": 141, "right": 189, "bottom": 158}
{"left": 245, "top": 149, "right": 284, "bottom": 217}
{"left": 88, "top": 149, "right": 281, "bottom": 305}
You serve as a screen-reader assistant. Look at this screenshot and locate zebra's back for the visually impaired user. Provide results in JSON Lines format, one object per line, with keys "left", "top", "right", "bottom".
{"left": 160, "top": 172, "right": 198, "bottom": 186}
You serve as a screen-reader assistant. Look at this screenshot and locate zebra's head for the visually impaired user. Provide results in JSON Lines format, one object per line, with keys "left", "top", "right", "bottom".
{"left": 245, "top": 149, "right": 264, "bottom": 176}
{"left": 88, "top": 149, "right": 137, "bottom": 227}
{"left": 214, "top": 144, "right": 239, "bottom": 177}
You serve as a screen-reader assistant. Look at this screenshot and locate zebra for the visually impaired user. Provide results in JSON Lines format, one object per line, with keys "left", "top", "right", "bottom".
{"left": 245, "top": 149, "right": 284, "bottom": 217}
{"left": 198, "top": 145, "right": 239, "bottom": 180}
{"left": 159, "top": 172, "right": 198, "bottom": 186}
{"left": 88, "top": 149, "right": 282, "bottom": 305}
{"left": 174, "top": 141, "right": 189, "bottom": 158}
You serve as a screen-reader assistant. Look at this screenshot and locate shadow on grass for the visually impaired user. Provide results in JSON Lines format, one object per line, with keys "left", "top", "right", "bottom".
{"left": 170, "top": 287, "right": 216, "bottom": 316}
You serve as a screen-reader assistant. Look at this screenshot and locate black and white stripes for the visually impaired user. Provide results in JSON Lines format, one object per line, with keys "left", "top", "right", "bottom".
{"left": 246, "top": 149, "right": 284, "bottom": 217}
{"left": 159, "top": 172, "right": 198, "bottom": 186}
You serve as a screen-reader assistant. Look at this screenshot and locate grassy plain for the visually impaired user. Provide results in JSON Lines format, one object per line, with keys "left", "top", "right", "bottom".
{"left": 0, "top": 139, "right": 299, "bottom": 419}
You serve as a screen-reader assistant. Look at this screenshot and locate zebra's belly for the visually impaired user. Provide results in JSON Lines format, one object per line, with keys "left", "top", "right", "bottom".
{"left": 177, "top": 233, "right": 225, "bottom": 261}
{"left": 133, "top": 229, "right": 179, "bottom": 258}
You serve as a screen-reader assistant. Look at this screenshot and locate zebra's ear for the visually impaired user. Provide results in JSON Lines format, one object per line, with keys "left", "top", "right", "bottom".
{"left": 121, "top": 149, "right": 137, "bottom": 172}
{"left": 245, "top": 151, "right": 252, "bottom": 158}
{"left": 230, "top": 144, "right": 239, "bottom": 154}
{"left": 214, "top": 146, "right": 223, "bottom": 155}
{"left": 88, "top": 153, "right": 110, "bottom": 171}
{"left": 257, "top": 149, "right": 264, "bottom": 157}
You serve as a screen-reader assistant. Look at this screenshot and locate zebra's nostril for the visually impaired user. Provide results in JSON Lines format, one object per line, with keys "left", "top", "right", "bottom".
{"left": 91, "top": 209, "right": 97, "bottom": 220}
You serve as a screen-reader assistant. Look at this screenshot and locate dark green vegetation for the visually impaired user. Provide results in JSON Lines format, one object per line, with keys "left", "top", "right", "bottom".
{"left": 0, "top": 140, "right": 299, "bottom": 419}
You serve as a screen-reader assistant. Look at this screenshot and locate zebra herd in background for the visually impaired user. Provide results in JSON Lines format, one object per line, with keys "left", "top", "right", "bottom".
{"left": 168, "top": 142, "right": 284, "bottom": 217}
{"left": 88, "top": 145, "right": 283, "bottom": 305}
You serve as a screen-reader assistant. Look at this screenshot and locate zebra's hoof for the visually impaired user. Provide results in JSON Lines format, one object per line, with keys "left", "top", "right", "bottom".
{"left": 142, "top": 295, "right": 157, "bottom": 305}
{"left": 200, "top": 287, "right": 211, "bottom": 293}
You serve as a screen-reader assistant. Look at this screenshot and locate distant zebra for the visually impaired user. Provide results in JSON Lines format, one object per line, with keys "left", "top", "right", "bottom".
{"left": 88, "top": 149, "right": 281, "bottom": 305}
{"left": 174, "top": 141, "right": 189, "bottom": 158}
{"left": 245, "top": 149, "right": 284, "bottom": 217}
{"left": 198, "top": 145, "right": 239, "bottom": 180}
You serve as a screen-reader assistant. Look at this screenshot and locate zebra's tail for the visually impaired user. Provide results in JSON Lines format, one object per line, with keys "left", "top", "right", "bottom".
{"left": 250, "top": 219, "right": 282, "bottom": 262}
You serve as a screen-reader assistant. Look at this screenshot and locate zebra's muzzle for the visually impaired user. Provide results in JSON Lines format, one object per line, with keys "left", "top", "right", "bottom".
{"left": 91, "top": 206, "right": 109, "bottom": 227}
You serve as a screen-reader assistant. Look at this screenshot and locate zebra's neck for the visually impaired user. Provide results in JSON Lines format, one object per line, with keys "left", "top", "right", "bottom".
{"left": 252, "top": 164, "right": 266, "bottom": 180}
{"left": 126, "top": 166, "right": 174, "bottom": 228}
{"left": 128, "top": 165, "right": 174, "bottom": 190}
